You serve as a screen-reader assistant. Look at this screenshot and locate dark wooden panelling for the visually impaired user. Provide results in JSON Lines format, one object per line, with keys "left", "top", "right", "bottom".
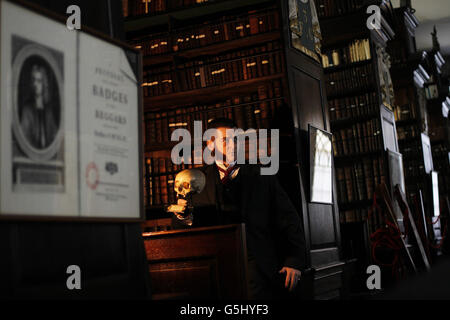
{"left": 150, "top": 258, "right": 219, "bottom": 300}
{"left": 15, "top": 224, "right": 128, "bottom": 286}
{"left": 143, "top": 224, "right": 248, "bottom": 300}
{"left": 314, "top": 262, "right": 345, "bottom": 300}
{"left": 315, "top": 289, "right": 341, "bottom": 300}
{"left": 311, "top": 247, "right": 340, "bottom": 267}
{"left": 0, "top": 223, "right": 150, "bottom": 299}
{"left": 291, "top": 68, "right": 325, "bottom": 131}
{"left": 308, "top": 204, "right": 336, "bottom": 247}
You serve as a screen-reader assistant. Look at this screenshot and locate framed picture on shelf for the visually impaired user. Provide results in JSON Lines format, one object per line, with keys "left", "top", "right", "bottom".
{"left": 287, "top": 0, "right": 322, "bottom": 63}
{"left": 381, "top": 104, "right": 399, "bottom": 153}
{"left": 309, "top": 125, "right": 333, "bottom": 204}
{"left": 387, "top": 149, "right": 405, "bottom": 220}
{"left": 0, "top": 0, "right": 143, "bottom": 221}
{"left": 430, "top": 171, "right": 440, "bottom": 218}
{"left": 421, "top": 133, "right": 433, "bottom": 174}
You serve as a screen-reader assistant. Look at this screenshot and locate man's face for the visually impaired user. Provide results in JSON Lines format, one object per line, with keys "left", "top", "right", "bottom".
{"left": 209, "top": 126, "right": 236, "bottom": 163}
{"left": 31, "top": 69, "right": 44, "bottom": 99}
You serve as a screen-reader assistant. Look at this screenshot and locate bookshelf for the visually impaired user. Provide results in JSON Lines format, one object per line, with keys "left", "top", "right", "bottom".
{"left": 318, "top": 0, "right": 408, "bottom": 290}
{"left": 125, "top": 0, "right": 346, "bottom": 299}
{"left": 387, "top": 7, "right": 434, "bottom": 213}
{"left": 385, "top": 5, "right": 450, "bottom": 261}
{"left": 421, "top": 30, "right": 450, "bottom": 231}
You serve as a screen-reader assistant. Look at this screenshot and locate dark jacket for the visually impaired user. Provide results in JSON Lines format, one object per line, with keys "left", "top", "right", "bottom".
{"left": 174, "top": 164, "right": 306, "bottom": 286}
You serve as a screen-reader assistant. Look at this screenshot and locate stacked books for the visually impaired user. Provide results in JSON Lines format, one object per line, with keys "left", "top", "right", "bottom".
{"left": 322, "top": 39, "right": 371, "bottom": 69}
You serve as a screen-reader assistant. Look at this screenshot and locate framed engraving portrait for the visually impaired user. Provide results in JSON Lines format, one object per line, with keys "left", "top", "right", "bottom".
{"left": 0, "top": 0, "right": 143, "bottom": 221}
{"left": 12, "top": 35, "right": 65, "bottom": 193}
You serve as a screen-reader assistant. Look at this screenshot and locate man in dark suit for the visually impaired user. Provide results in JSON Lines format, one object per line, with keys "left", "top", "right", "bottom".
{"left": 173, "top": 118, "right": 306, "bottom": 299}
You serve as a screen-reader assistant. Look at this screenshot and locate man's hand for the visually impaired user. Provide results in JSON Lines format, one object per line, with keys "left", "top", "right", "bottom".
{"left": 279, "top": 267, "right": 302, "bottom": 292}
{"left": 176, "top": 198, "right": 187, "bottom": 212}
{"left": 174, "top": 199, "right": 188, "bottom": 219}
{"left": 167, "top": 199, "right": 187, "bottom": 217}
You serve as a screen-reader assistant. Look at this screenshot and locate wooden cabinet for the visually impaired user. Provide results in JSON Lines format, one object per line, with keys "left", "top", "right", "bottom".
{"left": 143, "top": 224, "right": 249, "bottom": 299}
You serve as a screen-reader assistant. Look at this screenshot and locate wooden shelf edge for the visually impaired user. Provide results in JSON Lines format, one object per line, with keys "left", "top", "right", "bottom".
{"left": 323, "top": 59, "right": 373, "bottom": 74}
{"left": 142, "top": 31, "right": 281, "bottom": 66}
{"left": 143, "top": 73, "right": 285, "bottom": 110}
{"left": 125, "top": 0, "right": 273, "bottom": 31}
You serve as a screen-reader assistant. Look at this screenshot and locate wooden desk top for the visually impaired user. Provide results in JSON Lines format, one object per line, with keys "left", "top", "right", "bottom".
{"left": 142, "top": 223, "right": 245, "bottom": 238}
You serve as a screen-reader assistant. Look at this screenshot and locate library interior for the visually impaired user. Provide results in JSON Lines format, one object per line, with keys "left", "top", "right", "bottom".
{"left": 0, "top": 0, "right": 450, "bottom": 301}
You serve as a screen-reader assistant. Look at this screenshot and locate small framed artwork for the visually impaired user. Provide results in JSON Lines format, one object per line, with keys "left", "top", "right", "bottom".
{"left": 387, "top": 150, "right": 406, "bottom": 219}
{"left": 381, "top": 105, "right": 399, "bottom": 153}
{"left": 421, "top": 133, "right": 433, "bottom": 174}
{"left": 309, "top": 125, "right": 333, "bottom": 204}
{"left": 288, "top": 0, "right": 322, "bottom": 63}
{"left": 431, "top": 171, "right": 440, "bottom": 218}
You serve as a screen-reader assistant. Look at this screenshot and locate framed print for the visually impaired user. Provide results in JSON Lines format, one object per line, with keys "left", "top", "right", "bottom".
{"left": 430, "top": 171, "right": 440, "bottom": 218}
{"left": 387, "top": 150, "right": 406, "bottom": 220}
{"left": 0, "top": 0, "right": 143, "bottom": 221}
{"left": 288, "top": 0, "right": 322, "bottom": 63}
{"left": 421, "top": 133, "right": 433, "bottom": 174}
{"left": 309, "top": 125, "right": 333, "bottom": 204}
{"left": 442, "top": 97, "right": 450, "bottom": 118}
{"left": 380, "top": 105, "right": 399, "bottom": 153}
{"left": 376, "top": 46, "right": 395, "bottom": 111}
{"left": 78, "top": 32, "right": 141, "bottom": 218}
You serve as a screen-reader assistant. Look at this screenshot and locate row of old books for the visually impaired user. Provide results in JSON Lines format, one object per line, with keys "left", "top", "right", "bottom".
{"left": 404, "top": 161, "right": 426, "bottom": 180}
{"left": 400, "top": 139, "right": 423, "bottom": 163}
{"left": 336, "top": 156, "right": 386, "bottom": 205}
{"left": 332, "top": 119, "right": 383, "bottom": 157}
{"left": 394, "top": 103, "right": 419, "bottom": 122}
{"left": 322, "top": 39, "right": 371, "bottom": 69}
{"left": 124, "top": 0, "right": 212, "bottom": 18}
{"left": 132, "top": 10, "right": 279, "bottom": 56}
{"left": 340, "top": 208, "right": 369, "bottom": 224}
{"left": 401, "top": 139, "right": 426, "bottom": 179}
{"left": 315, "top": 0, "right": 368, "bottom": 19}
{"left": 142, "top": 41, "right": 283, "bottom": 96}
{"left": 397, "top": 123, "right": 421, "bottom": 141}
{"left": 432, "top": 143, "right": 449, "bottom": 159}
{"left": 143, "top": 81, "right": 283, "bottom": 146}
{"left": 325, "top": 63, "right": 374, "bottom": 97}
{"left": 340, "top": 207, "right": 385, "bottom": 232}
{"left": 143, "top": 157, "right": 203, "bottom": 207}
{"left": 329, "top": 92, "right": 378, "bottom": 121}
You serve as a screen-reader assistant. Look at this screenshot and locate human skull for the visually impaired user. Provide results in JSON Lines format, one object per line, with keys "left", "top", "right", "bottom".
{"left": 174, "top": 169, "right": 206, "bottom": 198}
